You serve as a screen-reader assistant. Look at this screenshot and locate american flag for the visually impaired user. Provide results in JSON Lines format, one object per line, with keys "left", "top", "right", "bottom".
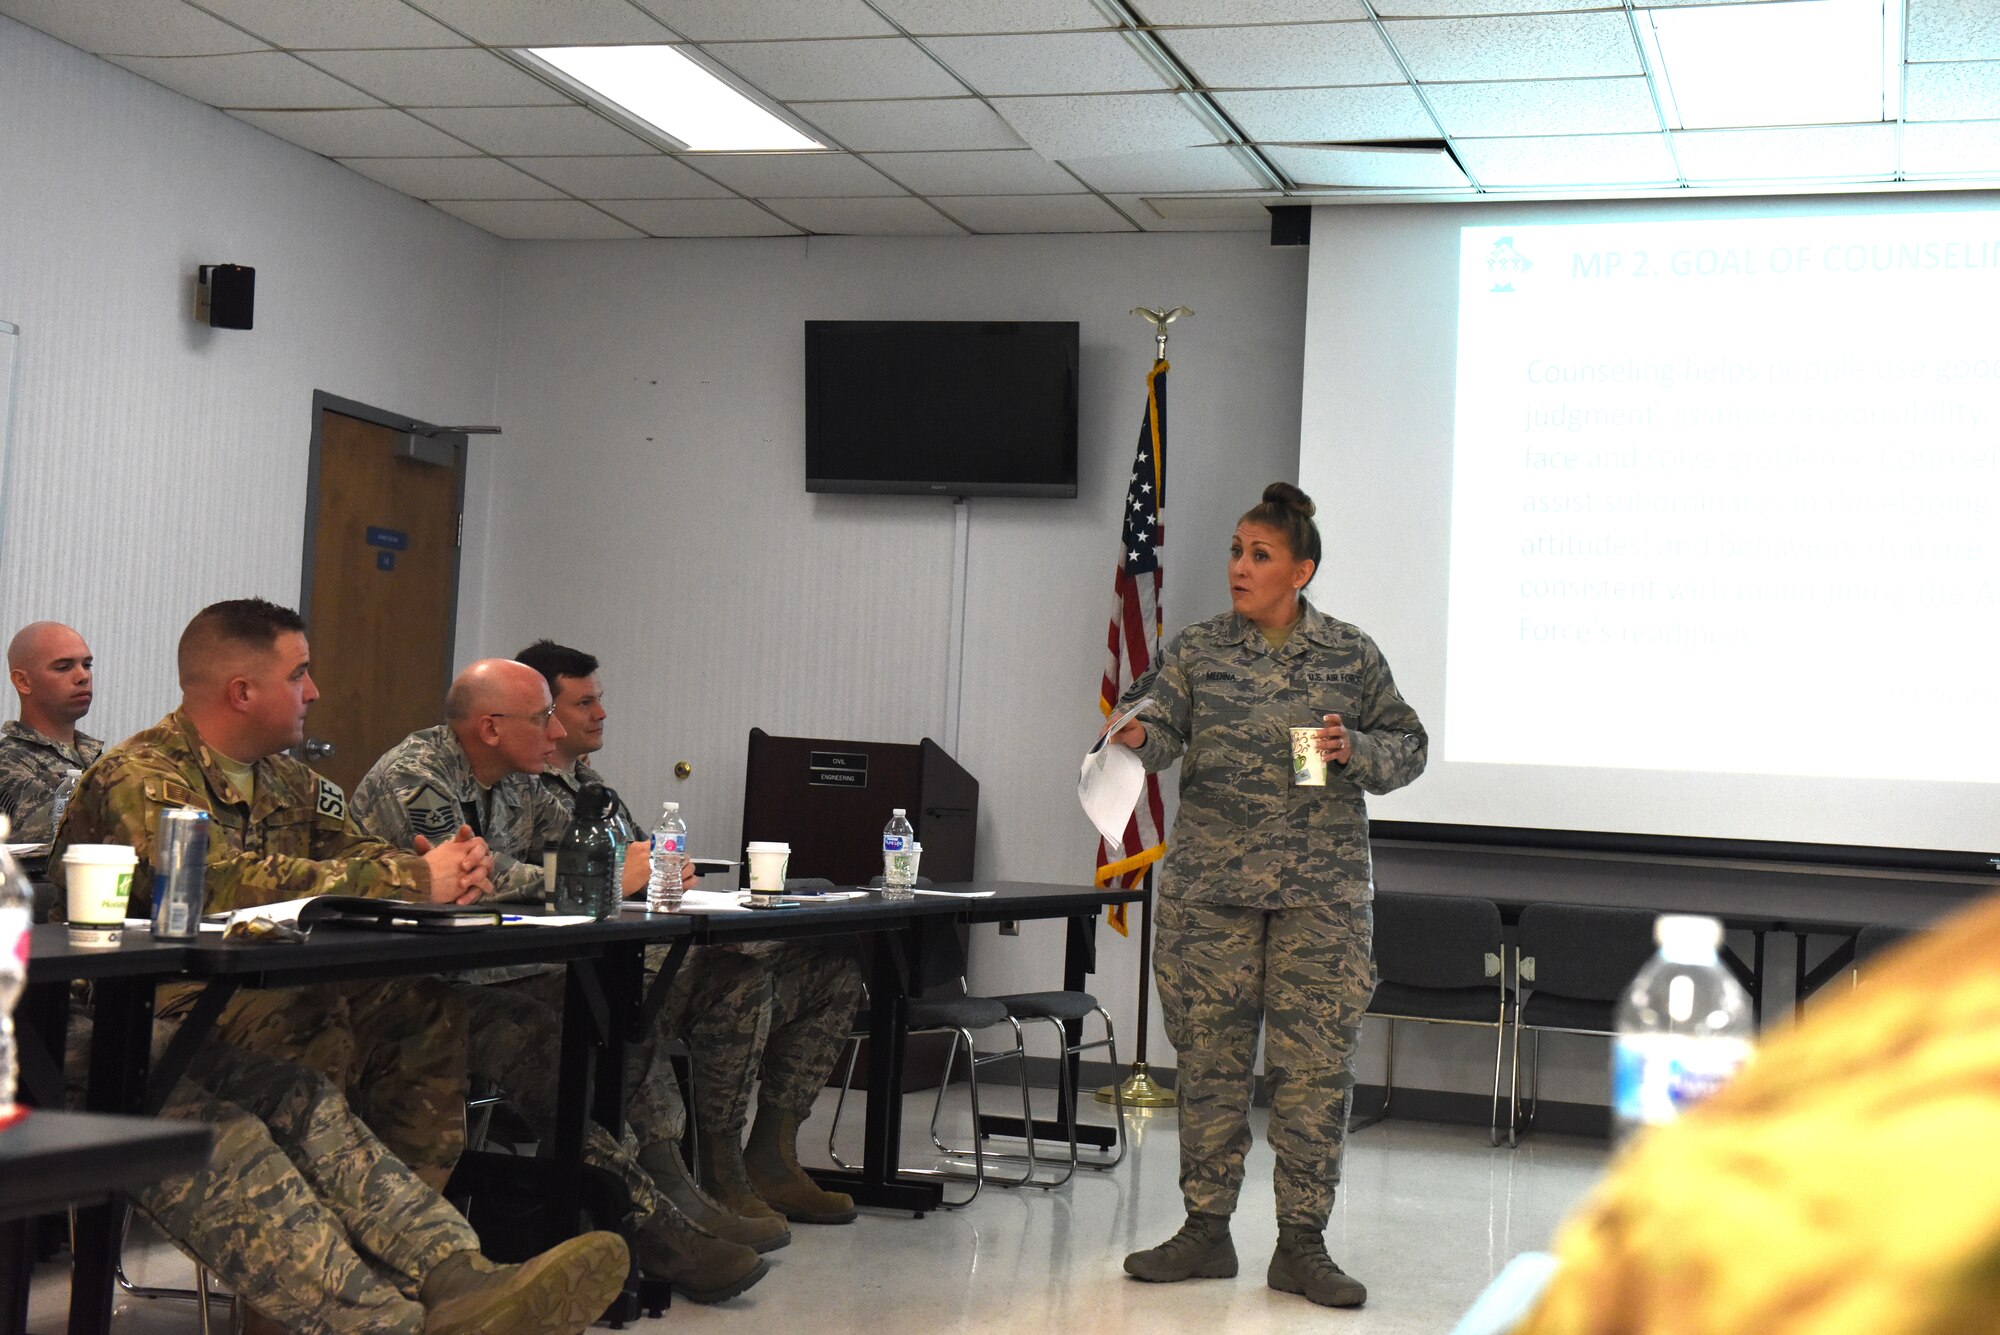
{"left": 1095, "top": 359, "right": 1169, "bottom": 932}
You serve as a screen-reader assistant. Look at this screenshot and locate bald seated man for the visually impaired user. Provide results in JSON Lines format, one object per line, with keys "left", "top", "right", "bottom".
{"left": 54, "top": 598, "right": 495, "bottom": 1187}
{"left": 353, "top": 660, "right": 769, "bottom": 1303}
{"left": 0, "top": 620, "right": 102, "bottom": 842}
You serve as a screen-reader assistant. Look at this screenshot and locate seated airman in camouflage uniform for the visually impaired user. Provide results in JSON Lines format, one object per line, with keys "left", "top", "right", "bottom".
{"left": 51, "top": 599, "right": 495, "bottom": 1189}
{"left": 514, "top": 641, "right": 865, "bottom": 1237}
{"left": 0, "top": 621, "right": 103, "bottom": 843}
{"left": 352, "top": 658, "right": 767, "bottom": 1304}
{"left": 1113, "top": 484, "right": 1428, "bottom": 1309}
{"left": 64, "top": 1022, "right": 628, "bottom": 1335}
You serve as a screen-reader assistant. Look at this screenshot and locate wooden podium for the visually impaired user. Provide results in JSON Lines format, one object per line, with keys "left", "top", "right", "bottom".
{"left": 739, "top": 729, "right": 978, "bottom": 885}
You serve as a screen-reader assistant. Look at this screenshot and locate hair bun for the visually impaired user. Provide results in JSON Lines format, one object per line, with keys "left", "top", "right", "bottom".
{"left": 1262, "top": 480, "right": 1315, "bottom": 519}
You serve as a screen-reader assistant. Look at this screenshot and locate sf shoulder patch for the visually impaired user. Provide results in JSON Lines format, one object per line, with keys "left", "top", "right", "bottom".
{"left": 315, "top": 777, "right": 346, "bottom": 822}
{"left": 405, "top": 782, "right": 459, "bottom": 841}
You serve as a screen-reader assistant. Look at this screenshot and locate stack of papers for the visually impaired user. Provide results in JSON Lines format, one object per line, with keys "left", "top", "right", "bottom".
{"left": 1079, "top": 698, "right": 1153, "bottom": 844}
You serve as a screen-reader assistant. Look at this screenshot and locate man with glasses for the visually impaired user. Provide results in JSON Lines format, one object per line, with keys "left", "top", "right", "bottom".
{"left": 353, "top": 659, "right": 768, "bottom": 1303}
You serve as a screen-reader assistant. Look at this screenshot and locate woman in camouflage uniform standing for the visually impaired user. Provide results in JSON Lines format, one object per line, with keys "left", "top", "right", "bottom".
{"left": 1112, "top": 482, "right": 1427, "bottom": 1308}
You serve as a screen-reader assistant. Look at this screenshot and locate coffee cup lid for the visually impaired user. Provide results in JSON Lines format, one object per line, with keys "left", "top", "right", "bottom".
{"left": 746, "top": 841, "right": 790, "bottom": 853}
{"left": 63, "top": 844, "right": 138, "bottom": 865}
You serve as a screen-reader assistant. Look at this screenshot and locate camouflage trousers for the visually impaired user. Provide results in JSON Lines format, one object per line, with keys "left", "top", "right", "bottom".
{"left": 1154, "top": 896, "right": 1375, "bottom": 1228}
{"left": 681, "top": 941, "right": 866, "bottom": 1140}
{"left": 156, "top": 976, "right": 469, "bottom": 1179}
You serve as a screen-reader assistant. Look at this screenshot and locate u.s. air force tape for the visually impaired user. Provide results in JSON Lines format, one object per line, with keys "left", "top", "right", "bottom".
{"left": 316, "top": 777, "right": 346, "bottom": 821}
{"left": 405, "top": 782, "right": 458, "bottom": 840}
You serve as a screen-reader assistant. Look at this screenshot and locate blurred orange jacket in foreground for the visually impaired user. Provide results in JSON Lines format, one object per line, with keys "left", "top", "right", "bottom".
{"left": 1515, "top": 892, "right": 2000, "bottom": 1335}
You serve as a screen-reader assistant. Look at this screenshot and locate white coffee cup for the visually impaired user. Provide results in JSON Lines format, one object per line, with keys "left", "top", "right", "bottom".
{"left": 746, "top": 841, "right": 791, "bottom": 893}
{"left": 64, "top": 844, "right": 138, "bottom": 948}
{"left": 1290, "top": 728, "right": 1329, "bottom": 787}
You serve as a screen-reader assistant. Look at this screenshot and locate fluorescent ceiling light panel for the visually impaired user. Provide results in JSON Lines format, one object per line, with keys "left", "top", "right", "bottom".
{"left": 1637, "top": 0, "right": 1898, "bottom": 131}
{"left": 523, "top": 45, "right": 823, "bottom": 151}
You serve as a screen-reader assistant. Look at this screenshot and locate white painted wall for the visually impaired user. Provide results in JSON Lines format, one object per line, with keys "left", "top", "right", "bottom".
{"left": 0, "top": 15, "right": 503, "bottom": 745}
{"left": 481, "top": 232, "right": 1310, "bottom": 1068}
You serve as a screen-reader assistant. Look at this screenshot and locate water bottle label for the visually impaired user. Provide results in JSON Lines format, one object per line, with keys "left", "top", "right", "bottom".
{"left": 2, "top": 906, "right": 28, "bottom": 968}
{"left": 654, "top": 833, "right": 685, "bottom": 856}
{"left": 883, "top": 835, "right": 909, "bottom": 853}
{"left": 1614, "top": 1034, "right": 1753, "bottom": 1126}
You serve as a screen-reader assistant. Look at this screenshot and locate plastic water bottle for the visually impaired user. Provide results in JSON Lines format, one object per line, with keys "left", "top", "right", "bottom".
{"left": 882, "top": 808, "right": 916, "bottom": 891}
{"left": 0, "top": 833, "right": 34, "bottom": 1123}
{"left": 648, "top": 802, "right": 687, "bottom": 913}
{"left": 50, "top": 767, "right": 81, "bottom": 837}
{"left": 1612, "top": 914, "right": 1755, "bottom": 1139}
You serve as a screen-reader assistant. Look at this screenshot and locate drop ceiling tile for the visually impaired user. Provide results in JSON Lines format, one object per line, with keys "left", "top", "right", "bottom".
{"left": 507, "top": 154, "right": 735, "bottom": 197}
{"left": 764, "top": 196, "right": 967, "bottom": 233}
{"left": 1066, "top": 145, "right": 1264, "bottom": 191}
{"left": 932, "top": 194, "right": 1136, "bottom": 232}
{"left": 633, "top": 0, "right": 895, "bottom": 40}
{"left": 991, "top": 92, "right": 1221, "bottom": 159}
{"left": 418, "top": 106, "right": 654, "bottom": 155}
{"left": 869, "top": 0, "right": 1111, "bottom": 34}
{"left": 1217, "top": 85, "right": 1437, "bottom": 141}
{"left": 690, "top": 151, "right": 904, "bottom": 195}
{"left": 1164, "top": 22, "right": 1403, "bottom": 89}
{"left": 304, "top": 49, "right": 570, "bottom": 107}
{"left": 598, "top": 198, "right": 801, "bottom": 235}
{"left": 1139, "top": 1, "right": 1370, "bottom": 20}
{"left": 340, "top": 155, "right": 564, "bottom": 199}
{"left": 790, "top": 98, "right": 1025, "bottom": 149}
{"left": 193, "top": 0, "right": 469, "bottom": 49}
{"left": 1903, "top": 119, "right": 2000, "bottom": 174}
{"left": 1425, "top": 76, "right": 1659, "bottom": 138}
{"left": 1906, "top": 60, "right": 2000, "bottom": 122}
{"left": 703, "top": 37, "right": 964, "bottom": 101}
{"left": 862, "top": 149, "right": 1083, "bottom": 193}
{"left": 1265, "top": 143, "right": 1468, "bottom": 187}
{"left": 402, "top": 0, "right": 674, "bottom": 45}
{"left": 1452, "top": 131, "right": 1678, "bottom": 185}
{"left": 228, "top": 107, "right": 472, "bottom": 156}
{"left": 1908, "top": 0, "right": 2000, "bottom": 63}
{"left": 1383, "top": 13, "right": 1642, "bottom": 81}
{"left": 430, "top": 199, "right": 645, "bottom": 238}
{"left": 1375, "top": 0, "right": 1609, "bottom": 14}
{"left": 0, "top": 0, "right": 266, "bottom": 55}
{"left": 1671, "top": 124, "right": 1896, "bottom": 181}
{"left": 106, "top": 51, "right": 379, "bottom": 107}
{"left": 1110, "top": 193, "right": 1275, "bottom": 231}
{"left": 923, "top": 32, "right": 1170, "bottom": 95}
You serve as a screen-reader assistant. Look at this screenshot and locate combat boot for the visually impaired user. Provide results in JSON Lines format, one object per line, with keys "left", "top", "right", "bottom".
{"left": 743, "top": 1104, "right": 858, "bottom": 1224}
{"left": 1123, "top": 1212, "right": 1238, "bottom": 1282}
{"left": 698, "top": 1127, "right": 786, "bottom": 1224}
{"left": 1267, "top": 1225, "right": 1367, "bottom": 1308}
{"left": 420, "top": 1231, "right": 629, "bottom": 1335}
{"left": 639, "top": 1138, "right": 791, "bottom": 1253}
{"left": 631, "top": 1200, "right": 769, "bottom": 1303}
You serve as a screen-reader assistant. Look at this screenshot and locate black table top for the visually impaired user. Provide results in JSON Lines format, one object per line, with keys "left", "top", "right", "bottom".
{"left": 24, "top": 923, "right": 191, "bottom": 983}
{"left": 0, "top": 1110, "right": 212, "bottom": 1222}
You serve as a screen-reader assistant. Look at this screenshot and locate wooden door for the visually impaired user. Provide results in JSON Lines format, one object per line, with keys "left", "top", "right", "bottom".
{"left": 300, "top": 406, "right": 463, "bottom": 794}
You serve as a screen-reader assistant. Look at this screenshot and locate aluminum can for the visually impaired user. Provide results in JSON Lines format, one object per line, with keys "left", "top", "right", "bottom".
{"left": 151, "top": 809, "right": 210, "bottom": 940}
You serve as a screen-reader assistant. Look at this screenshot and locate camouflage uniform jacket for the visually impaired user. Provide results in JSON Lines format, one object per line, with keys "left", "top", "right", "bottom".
{"left": 540, "top": 759, "right": 644, "bottom": 846}
{"left": 351, "top": 724, "right": 568, "bottom": 904}
{"left": 49, "top": 709, "right": 428, "bottom": 914}
{"left": 0, "top": 720, "right": 103, "bottom": 844}
{"left": 1122, "top": 599, "right": 1427, "bottom": 909}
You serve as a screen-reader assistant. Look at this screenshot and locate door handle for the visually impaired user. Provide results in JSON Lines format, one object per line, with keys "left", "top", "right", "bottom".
{"left": 302, "top": 738, "right": 336, "bottom": 761}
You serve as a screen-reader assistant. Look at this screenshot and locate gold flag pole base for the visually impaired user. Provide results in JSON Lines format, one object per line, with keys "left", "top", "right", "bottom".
{"left": 1097, "top": 1061, "right": 1177, "bottom": 1108}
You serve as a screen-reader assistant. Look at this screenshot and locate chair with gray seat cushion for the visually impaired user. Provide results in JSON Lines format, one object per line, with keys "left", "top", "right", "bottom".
{"left": 979, "top": 986, "right": 1127, "bottom": 1184}
{"left": 1510, "top": 903, "right": 1660, "bottom": 1145}
{"left": 1353, "top": 891, "right": 1509, "bottom": 1144}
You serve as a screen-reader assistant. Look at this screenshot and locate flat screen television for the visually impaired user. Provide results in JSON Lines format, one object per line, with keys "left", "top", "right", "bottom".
{"left": 805, "top": 320, "right": 1079, "bottom": 497}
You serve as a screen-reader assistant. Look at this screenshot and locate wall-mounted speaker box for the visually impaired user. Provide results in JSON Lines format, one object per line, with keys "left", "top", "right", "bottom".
{"left": 1269, "top": 205, "right": 1312, "bottom": 247}
{"left": 196, "top": 264, "right": 255, "bottom": 329}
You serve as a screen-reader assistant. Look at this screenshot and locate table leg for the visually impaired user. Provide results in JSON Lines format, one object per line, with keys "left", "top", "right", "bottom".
{"left": 70, "top": 977, "right": 153, "bottom": 1335}
{"left": 1, "top": 1216, "right": 27, "bottom": 1335}
{"left": 812, "top": 925, "right": 938, "bottom": 1214}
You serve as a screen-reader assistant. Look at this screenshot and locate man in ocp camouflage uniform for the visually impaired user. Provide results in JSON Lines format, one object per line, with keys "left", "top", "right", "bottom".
{"left": 351, "top": 658, "right": 768, "bottom": 1303}
{"left": 513, "top": 640, "right": 864, "bottom": 1240}
{"left": 0, "top": 620, "right": 102, "bottom": 842}
{"left": 51, "top": 599, "right": 494, "bottom": 1189}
